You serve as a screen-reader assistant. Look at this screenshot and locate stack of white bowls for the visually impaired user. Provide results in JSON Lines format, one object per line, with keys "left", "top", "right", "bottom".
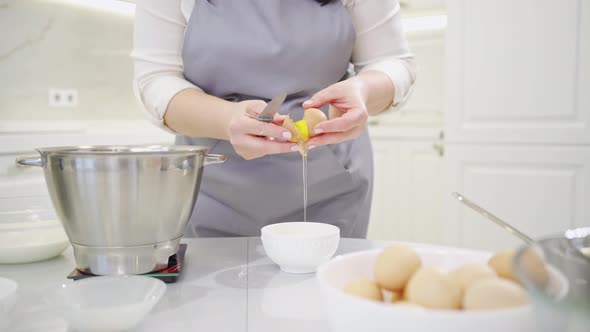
{"left": 0, "top": 196, "right": 69, "bottom": 264}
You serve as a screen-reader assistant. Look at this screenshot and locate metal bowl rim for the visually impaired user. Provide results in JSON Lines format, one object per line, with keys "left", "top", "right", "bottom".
{"left": 513, "top": 238, "right": 590, "bottom": 314}
{"left": 36, "top": 145, "right": 209, "bottom": 156}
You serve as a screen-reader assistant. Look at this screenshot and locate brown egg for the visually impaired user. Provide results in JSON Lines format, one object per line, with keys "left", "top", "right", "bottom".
{"left": 488, "top": 250, "right": 519, "bottom": 283}
{"left": 281, "top": 117, "right": 299, "bottom": 143}
{"left": 343, "top": 279, "right": 384, "bottom": 302}
{"left": 405, "top": 267, "right": 462, "bottom": 310}
{"left": 463, "top": 278, "right": 528, "bottom": 310}
{"left": 374, "top": 244, "right": 421, "bottom": 292}
{"left": 518, "top": 246, "right": 549, "bottom": 288}
{"left": 303, "top": 108, "right": 327, "bottom": 137}
{"left": 450, "top": 263, "right": 497, "bottom": 295}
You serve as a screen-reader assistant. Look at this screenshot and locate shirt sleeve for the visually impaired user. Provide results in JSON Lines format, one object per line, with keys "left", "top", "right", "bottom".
{"left": 345, "top": 0, "right": 417, "bottom": 111}
{"left": 131, "top": 0, "right": 201, "bottom": 132}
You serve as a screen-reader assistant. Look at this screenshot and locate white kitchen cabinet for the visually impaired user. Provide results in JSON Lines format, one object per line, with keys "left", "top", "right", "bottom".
{"left": 445, "top": 0, "right": 590, "bottom": 145}
{"left": 367, "top": 135, "right": 400, "bottom": 240}
{"left": 396, "top": 139, "right": 446, "bottom": 245}
{"left": 367, "top": 127, "right": 446, "bottom": 245}
{"left": 444, "top": 0, "right": 590, "bottom": 251}
{"left": 445, "top": 145, "right": 590, "bottom": 251}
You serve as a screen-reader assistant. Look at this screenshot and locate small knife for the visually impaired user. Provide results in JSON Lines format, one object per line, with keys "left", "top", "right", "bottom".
{"left": 256, "top": 93, "right": 287, "bottom": 122}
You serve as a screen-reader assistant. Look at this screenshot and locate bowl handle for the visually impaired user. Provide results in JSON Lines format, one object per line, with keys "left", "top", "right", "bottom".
{"left": 15, "top": 156, "right": 44, "bottom": 167}
{"left": 204, "top": 154, "right": 227, "bottom": 166}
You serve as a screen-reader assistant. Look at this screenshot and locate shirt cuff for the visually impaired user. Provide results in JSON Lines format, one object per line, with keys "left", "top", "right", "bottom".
{"left": 133, "top": 76, "right": 202, "bottom": 134}
{"left": 359, "top": 56, "right": 416, "bottom": 110}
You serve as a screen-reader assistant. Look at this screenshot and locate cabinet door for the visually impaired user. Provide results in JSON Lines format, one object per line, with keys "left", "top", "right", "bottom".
{"left": 367, "top": 138, "right": 400, "bottom": 240}
{"left": 445, "top": 145, "right": 590, "bottom": 251}
{"left": 444, "top": 0, "right": 590, "bottom": 250}
{"left": 445, "top": 0, "right": 590, "bottom": 144}
{"left": 367, "top": 134, "right": 446, "bottom": 244}
{"left": 397, "top": 140, "right": 446, "bottom": 245}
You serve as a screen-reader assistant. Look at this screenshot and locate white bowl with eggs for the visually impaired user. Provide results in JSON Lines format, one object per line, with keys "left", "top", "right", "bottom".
{"left": 316, "top": 244, "right": 543, "bottom": 332}
{"left": 261, "top": 222, "right": 340, "bottom": 273}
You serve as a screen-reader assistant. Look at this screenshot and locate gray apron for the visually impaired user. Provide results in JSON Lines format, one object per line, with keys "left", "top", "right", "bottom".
{"left": 178, "top": 0, "right": 373, "bottom": 238}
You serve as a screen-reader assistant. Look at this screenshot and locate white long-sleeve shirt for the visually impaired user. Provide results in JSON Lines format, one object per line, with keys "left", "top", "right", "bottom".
{"left": 132, "top": 0, "right": 416, "bottom": 131}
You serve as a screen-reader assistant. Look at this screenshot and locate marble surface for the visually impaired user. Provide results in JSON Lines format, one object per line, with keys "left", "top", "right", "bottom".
{"left": 0, "top": 237, "right": 388, "bottom": 332}
{"left": 0, "top": 0, "right": 141, "bottom": 121}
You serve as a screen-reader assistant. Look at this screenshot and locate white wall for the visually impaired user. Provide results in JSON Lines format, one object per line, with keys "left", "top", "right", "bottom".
{"left": 0, "top": 0, "right": 141, "bottom": 121}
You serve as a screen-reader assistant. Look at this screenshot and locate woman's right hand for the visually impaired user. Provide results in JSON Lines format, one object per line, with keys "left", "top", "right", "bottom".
{"left": 227, "top": 100, "right": 298, "bottom": 160}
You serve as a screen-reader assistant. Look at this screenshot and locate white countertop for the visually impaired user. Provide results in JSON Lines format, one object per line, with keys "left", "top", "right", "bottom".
{"left": 0, "top": 237, "right": 391, "bottom": 332}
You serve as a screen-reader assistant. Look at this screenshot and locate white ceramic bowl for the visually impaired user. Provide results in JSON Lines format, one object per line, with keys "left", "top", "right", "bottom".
{"left": 51, "top": 276, "right": 166, "bottom": 332}
{"left": 316, "top": 246, "right": 539, "bottom": 332}
{"left": 261, "top": 222, "right": 340, "bottom": 273}
{"left": 0, "top": 277, "right": 18, "bottom": 317}
{"left": 0, "top": 204, "right": 69, "bottom": 264}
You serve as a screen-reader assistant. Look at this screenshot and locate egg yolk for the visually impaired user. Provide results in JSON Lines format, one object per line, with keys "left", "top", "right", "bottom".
{"left": 294, "top": 120, "right": 309, "bottom": 141}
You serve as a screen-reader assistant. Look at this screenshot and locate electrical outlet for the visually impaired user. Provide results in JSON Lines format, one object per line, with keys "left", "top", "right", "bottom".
{"left": 48, "top": 88, "right": 78, "bottom": 108}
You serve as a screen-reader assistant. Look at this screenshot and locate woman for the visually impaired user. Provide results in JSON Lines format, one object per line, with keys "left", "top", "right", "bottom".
{"left": 132, "top": 0, "right": 415, "bottom": 238}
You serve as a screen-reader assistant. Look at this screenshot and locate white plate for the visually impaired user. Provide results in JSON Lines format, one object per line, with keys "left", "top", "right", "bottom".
{"left": 50, "top": 275, "right": 166, "bottom": 332}
{"left": 316, "top": 245, "right": 540, "bottom": 332}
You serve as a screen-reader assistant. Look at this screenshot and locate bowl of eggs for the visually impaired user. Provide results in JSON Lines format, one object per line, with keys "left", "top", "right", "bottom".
{"left": 316, "top": 243, "right": 565, "bottom": 332}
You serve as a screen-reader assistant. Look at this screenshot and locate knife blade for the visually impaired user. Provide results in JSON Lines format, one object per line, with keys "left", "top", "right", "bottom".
{"left": 256, "top": 93, "right": 287, "bottom": 122}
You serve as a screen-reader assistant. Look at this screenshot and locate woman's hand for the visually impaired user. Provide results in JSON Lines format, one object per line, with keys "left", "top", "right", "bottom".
{"left": 227, "top": 100, "right": 297, "bottom": 160}
{"left": 303, "top": 77, "right": 370, "bottom": 149}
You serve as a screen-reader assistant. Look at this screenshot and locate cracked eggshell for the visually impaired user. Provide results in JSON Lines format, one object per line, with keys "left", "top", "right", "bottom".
{"left": 303, "top": 108, "right": 327, "bottom": 137}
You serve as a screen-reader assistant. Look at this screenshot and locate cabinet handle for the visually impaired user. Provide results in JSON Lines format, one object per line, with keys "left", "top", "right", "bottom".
{"left": 433, "top": 142, "right": 444, "bottom": 157}
{"left": 433, "top": 130, "right": 444, "bottom": 157}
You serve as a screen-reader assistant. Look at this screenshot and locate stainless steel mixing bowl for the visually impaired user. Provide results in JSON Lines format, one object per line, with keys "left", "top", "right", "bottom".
{"left": 16, "top": 145, "right": 225, "bottom": 275}
{"left": 513, "top": 228, "right": 590, "bottom": 332}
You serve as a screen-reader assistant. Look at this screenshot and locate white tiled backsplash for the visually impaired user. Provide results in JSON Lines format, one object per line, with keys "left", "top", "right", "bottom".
{"left": 0, "top": 0, "right": 141, "bottom": 121}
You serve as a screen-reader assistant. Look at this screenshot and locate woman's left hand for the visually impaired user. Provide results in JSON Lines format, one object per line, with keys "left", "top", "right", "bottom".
{"left": 302, "top": 77, "right": 369, "bottom": 149}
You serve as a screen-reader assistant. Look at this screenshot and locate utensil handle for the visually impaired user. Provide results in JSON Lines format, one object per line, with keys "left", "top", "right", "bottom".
{"left": 452, "top": 192, "right": 536, "bottom": 245}
{"left": 15, "top": 156, "right": 44, "bottom": 167}
{"left": 204, "top": 154, "right": 226, "bottom": 165}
